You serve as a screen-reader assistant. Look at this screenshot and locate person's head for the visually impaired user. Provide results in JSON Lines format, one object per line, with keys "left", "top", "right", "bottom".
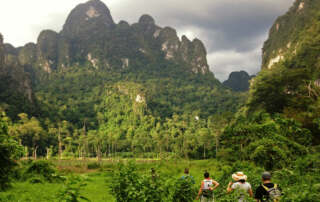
{"left": 151, "top": 168, "right": 155, "bottom": 174}
{"left": 232, "top": 172, "right": 247, "bottom": 183}
{"left": 239, "top": 179, "right": 246, "bottom": 183}
{"left": 262, "top": 171, "right": 272, "bottom": 182}
{"left": 204, "top": 171, "right": 210, "bottom": 178}
{"left": 184, "top": 168, "right": 189, "bottom": 174}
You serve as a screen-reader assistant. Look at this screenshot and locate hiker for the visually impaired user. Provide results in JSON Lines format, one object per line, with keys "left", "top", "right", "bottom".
{"left": 227, "top": 171, "right": 253, "bottom": 202}
{"left": 255, "top": 172, "right": 281, "bottom": 202}
{"left": 151, "top": 168, "right": 158, "bottom": 180}
{"left": 196, "top": 171, "right": 219, "bottom": 202}
{"left": 181, "top": 168, "right": 195, "bottom": 184}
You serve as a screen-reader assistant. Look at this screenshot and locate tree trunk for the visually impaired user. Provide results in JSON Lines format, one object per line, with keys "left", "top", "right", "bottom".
{"left": 33, "top": 146, "right": 38, "bottom": 160}
{"left": 111, "top": 142, "right": 114, "bottom": 160}
{"left": 97, "top": 144, "right": 101, "bottom": 162}
{"left": 58, "top": 127, "right": 62, "bottom": 160}
{"left": 183, "top": 138, "right": 188, "bottom": 159}
{"left": 25, "top": 146, "right": 29, "bottom": 159}
{"left": 83, "top": 119, "right": 88, "bottom": 161}
{"left": 78, "top": 145, "right": 81, "bottom": 159}
{"left": 108, "top": 143, "right": 111, "bottom": 159}
{"left": 215, "top": 135, "right": 219, "bottom": 157}
{"left": 203, "top": 144, "right": 206, "bottom": 159}
{"left": 46, "top": 147, "right": 50, "bottom": 160}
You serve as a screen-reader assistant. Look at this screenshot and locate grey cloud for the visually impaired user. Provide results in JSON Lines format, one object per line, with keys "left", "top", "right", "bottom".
{"left": 108, "top": 0, "right": 294, "bottom": 51}
{"left": 2, "top": 0, "right": 295, "bottom": 81}
{"left": 208, "top": 48, "right": 262, "bottom": 81}
{"left": 105, "top": 0, "right": 294, "bottom": 80}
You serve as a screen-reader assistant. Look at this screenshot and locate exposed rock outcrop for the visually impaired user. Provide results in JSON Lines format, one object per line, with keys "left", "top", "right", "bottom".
{"left": 11, "top": 0, "right": 212, "bottom": 77}
{"left": 61, "top": 0, "right": 115, "bottom": 39}
{"left": 223, "top": 71, "right": 255, "bottom": 92}
{"left": 0, "top": 34, "right": 5, "bottom": 68}
{"left": 37, "top": 30, "right": 59, "bottom": 73}
{"left": 18, "top": 43, "right": 37, "bottom": 66}
{"left": 0, "top": 33, "right": 34, "bottom": 107}
{"left": 262, "top": 0, "right": 320, "bottom": 69}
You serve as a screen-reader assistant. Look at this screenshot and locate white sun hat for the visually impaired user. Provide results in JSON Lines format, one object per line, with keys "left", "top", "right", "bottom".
{"left": 232, "top": 172, "right": 247, "bottom": 181}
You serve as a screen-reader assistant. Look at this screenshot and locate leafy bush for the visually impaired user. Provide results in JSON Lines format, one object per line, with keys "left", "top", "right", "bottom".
{"left": 87, "top": 162, "right": 100, "bottom": 170}
{"left": 111, "top": 161, "right": 172, "bottom": 202}
{"left": 58, "top": 175, "right": 89, "bottom": 202}
{"left": 171, "top": 177, "right": 197, "bottom": 202}
{"left": 23, "top": 160, "right": 63, "bottom": 182}
{"left": 222, "top": 112, "right": 308, "bottom": 169}
{"left": 293, "top": 153, "right": 320, "bottom": 174}
{"left": 0, "top": 112, "right": 22, "bottom": 190}
{"left": 28, "top": 176, "right": 44, "bottom": 184}
{"left": 111, "top": 162, "right": 142, "bottom": 201}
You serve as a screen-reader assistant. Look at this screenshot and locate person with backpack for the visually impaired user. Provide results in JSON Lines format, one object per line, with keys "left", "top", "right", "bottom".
{"left": 196, "top": 171, "right": 219, "bottom": 202}
{"left": 181, "top": 168, "right": 195, "bottom": 184}
{"left": 227, "top": 171, "right": 253, "bottom": 202}
{"left": 255, "top": 172, "right": 281, "bottom": 202}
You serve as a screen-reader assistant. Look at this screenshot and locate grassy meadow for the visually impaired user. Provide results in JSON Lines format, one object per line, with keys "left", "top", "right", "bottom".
{"left": 1, "top": 158, "right": 318, "bottom": 201}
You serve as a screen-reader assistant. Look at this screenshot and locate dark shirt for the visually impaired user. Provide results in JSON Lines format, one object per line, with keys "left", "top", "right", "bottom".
{"left": 255, "top": 183, "right": 278, "bottom": 201}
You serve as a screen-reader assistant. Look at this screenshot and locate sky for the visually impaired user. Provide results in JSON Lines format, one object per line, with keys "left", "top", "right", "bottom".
{"left": 0, "top": 0, "right": 295, "bottom": 81}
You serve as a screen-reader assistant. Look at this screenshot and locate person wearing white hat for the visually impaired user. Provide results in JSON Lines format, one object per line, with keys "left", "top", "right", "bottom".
{"left": 227, "top": 172, "right": 253, "bottom": 202}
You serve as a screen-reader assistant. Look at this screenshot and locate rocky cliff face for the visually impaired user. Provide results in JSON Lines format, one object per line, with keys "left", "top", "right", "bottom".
{"left": 262, "top": 0, "right": 320, "bottom": 69}
{"left": 249, "top": 0, "right": 320, "bottom": 119}
{"left": 16, "top": 0, "right": 210, "bottom": 75}
{"left": 61, "top": 0, "right": 115, "bottom": 39}
{"left": 0, "top": 34, "right": 4, "bottom": 68}
{"left": 0, "top": 33, "right": 33, "bottom": 105}
{"left": 223, "top": 71, "right": 254, "bottom": 92}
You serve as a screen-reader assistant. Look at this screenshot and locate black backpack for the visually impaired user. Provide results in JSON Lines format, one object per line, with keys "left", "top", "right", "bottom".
{"left": 202, "top": 189, "right": 213, "bottom": 198}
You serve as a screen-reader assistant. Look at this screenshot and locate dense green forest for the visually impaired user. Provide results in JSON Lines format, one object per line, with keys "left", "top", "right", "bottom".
{"left": 0, "top": 0, "right": 246, "bottom": 160}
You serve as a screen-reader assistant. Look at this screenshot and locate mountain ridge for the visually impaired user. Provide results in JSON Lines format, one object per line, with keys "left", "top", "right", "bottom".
{"left": 6, "top": 0, "right": 211, "bottom": 77}
{"left": 0, "top": 0, "right": 246, "bottom": 124}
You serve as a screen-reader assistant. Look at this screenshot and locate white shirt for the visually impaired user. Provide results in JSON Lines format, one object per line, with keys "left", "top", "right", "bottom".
{"left": 231, "top": 182, "right": 251, "bottom": 202}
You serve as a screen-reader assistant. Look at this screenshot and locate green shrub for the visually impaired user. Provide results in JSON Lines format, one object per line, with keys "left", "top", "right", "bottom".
{"left": 110, "top": 161, "right": 144, "bottom": 201}
{"left": 28, "top": 176, "right": 44, "bottom": 184}
{"left": 294, "top": 153, "right": 320, "bottom": 174}
{"left": 58, "top": 175, "right": 89, "bottom": 202}
{"left": 111, "top": 161, "right": 172, "bottom": 202}
{"left": 0, "top": 113, "right": 23, "bottom": 190}
{"left": 119, "top": 152, "right": 134, "bottom": 158}
{"left": 171, "top": 177, "right": 197, "bottom": 202}
{"left": 23, "top": 160, "right": 63, "bottom": 182}
{"left": 87, "top": 162, "right": 100, "bottom": 170}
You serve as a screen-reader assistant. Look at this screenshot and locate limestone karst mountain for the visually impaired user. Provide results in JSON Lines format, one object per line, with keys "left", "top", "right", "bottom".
{"left": 0, "top": 33, "right": 35, "bottom": 118}
{"left": 10, "top": 0, "right": 210, "bottom": 76}
{"left": 247, "top": 0, "right": 320, "bottom": 142}
{"left": 262, "top": 0, "right": 320, "bottom": 69}
{"left": 223, "top": 71, "right": 255, "bottom": 92}
{"left": 0, "top": 0, "right": 244, "bottom": 124}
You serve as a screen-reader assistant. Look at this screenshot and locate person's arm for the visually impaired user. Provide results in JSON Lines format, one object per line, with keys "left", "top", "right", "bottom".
{"left": 226, "top": 181, "right": 233, "bottom": 193}
{"left": 212, "top": 180, "right": 220, "bottom": 190}
{"left": 196, "top": 181, "right": 204, "bottom": 200}
{"left": 248, "top": 188, "right": 253, "bottom": 197}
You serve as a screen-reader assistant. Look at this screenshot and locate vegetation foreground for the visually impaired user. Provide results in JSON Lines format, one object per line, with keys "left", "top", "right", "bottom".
{"left": 0, "top": 158, "right": 319, "bottom": 202}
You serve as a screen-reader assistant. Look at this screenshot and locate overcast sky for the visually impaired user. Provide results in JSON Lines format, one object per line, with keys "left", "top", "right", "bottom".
{"left": 0, "top": 0, "right": 295, "bottom": 81}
